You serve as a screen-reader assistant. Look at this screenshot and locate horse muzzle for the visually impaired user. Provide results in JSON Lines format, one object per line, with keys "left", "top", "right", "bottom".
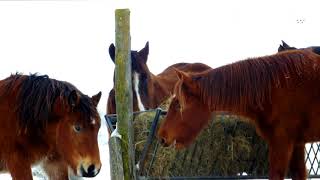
{"left": 79, "top": 163, "right": 101, "bottom": 177}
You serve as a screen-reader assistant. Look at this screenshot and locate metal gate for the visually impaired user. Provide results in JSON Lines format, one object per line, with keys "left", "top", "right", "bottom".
{"left": 106, "top": 109, "right": 320, "bottom": 179}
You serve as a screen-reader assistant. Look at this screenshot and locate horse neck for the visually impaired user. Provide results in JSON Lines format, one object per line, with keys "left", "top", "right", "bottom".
{"left": 41, "top": 121, "right": 60, "bottom": 150}
{"left": 197, "top": 68, "right": 253, "bottom": 115}
{"left": 150, "top": 74, "right": 176, "bottom": 106}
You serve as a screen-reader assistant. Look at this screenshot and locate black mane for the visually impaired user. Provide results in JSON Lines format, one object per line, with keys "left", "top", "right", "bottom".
{"left": 4, "top": 73, "right": 97, "bottom": 133}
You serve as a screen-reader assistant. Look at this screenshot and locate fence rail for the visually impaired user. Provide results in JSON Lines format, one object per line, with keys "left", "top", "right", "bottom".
{"left": 106, "top": 109, "right": 320, "bottom": 179}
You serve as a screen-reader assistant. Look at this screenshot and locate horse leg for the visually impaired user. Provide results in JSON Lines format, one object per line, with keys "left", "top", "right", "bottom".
{"left": 42, "top": 159, "right": 69, "bottom": 180}
{"left": 6, "top": 153, "right": 33, "bottom": 180}
{"left": 0, "top": 160, "right": 6, "bottom": 172}
{"left": 289, "top": 144, "right": 307, "bottom": 180}
{"left": 42, "top": 158, "right": 83, "bottom": 180}
{"left": 268, "top": 139, "right": 294, "bottom": 180}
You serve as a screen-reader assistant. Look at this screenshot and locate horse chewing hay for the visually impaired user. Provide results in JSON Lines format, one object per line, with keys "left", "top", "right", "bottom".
{"left": 158, "top": 50, "right": 320, "bottom": 180}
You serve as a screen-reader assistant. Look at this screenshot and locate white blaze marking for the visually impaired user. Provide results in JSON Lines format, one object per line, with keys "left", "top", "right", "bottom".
{"left": 133, "top": 72, "right": 146, "bottom": 111}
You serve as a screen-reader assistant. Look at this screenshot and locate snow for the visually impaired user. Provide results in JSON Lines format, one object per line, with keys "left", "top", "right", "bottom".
{"left": 0, "top": 0, "right": 320, "bottom": 179}
{"left": 110, "top": 124, "right": 122, "bottom": 139}
{"left": 0, "top": 113, "right": 110, "bottom": 180}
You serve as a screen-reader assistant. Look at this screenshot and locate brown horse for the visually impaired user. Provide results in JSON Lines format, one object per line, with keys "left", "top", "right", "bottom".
{"left": 0, "top": 74, "right": 102, "bottom": 180}
{"left": 106, "top": 42, "right": 211, "bottom": 114}
{"left": 157, "top": 50, "right": 320, "bottom": 180}
{"left": 278, "top": 40, "right": 320, "bottom": 55}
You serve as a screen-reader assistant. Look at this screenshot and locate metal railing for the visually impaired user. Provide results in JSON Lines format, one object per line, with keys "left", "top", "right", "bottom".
{"left": 106, "top": 109, "right": 320, "bottom": 179}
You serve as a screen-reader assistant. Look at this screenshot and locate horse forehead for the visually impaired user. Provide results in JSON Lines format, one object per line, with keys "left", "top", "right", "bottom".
{"left": 131, "top": 51, "right": 139, "bottom": 66}
{"left": 72, "top": 107, "right": 100, "bottom": 125}
{"left": 90, "top": 117, "right": 98, "bottom": 125}
{"left": 131, "top": 52, "right": 147, "bottom": 72}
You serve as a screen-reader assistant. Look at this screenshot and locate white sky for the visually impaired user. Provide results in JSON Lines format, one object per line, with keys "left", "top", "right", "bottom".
{"left": 0, "top": 0, "right": 320, "bottom": 179}
{"left": 1, "top": 0, "right": 320, "bottom": 112}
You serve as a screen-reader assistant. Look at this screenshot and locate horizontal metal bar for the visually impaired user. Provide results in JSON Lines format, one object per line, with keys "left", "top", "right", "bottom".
{"left": 106, "top": 108, "right": 167, "bottom": 118}
{"left": 139, "top": 175, "right": 320, "bottom": 180}
{"left": 139, "top": 176, "right": 269, "bottom": 180}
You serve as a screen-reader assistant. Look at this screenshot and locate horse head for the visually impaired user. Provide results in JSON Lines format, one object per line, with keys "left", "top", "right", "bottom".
{"left": 107, "top": 42, "right": 151, "bottom": 113}
{"left": 53, "top": 90, "right": 102, "bottom": 177}
{"left": 157, "top": 69, "right": 211, "bottom": 149}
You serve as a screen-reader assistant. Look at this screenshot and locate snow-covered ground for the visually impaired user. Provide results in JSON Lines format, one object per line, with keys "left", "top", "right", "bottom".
{"left": 0, "top": 113, "right": 110, "bottom": 180}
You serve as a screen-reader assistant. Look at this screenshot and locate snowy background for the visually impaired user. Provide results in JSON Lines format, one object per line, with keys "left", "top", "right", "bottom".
{"left": 0, "top": 0, "right": 320, "bottom": 179}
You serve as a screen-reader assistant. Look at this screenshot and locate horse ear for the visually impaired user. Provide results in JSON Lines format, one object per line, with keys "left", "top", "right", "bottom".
{"left": 68, "top": 90, "right": 80, "bottom": 108}
{"left": 174, "top": 69, "right": 195, "bottom": 87}
{"left": 138, "top": 41, "right": 149, "bottom": 64}
{"left": 280, "top": 40, "right": 297, "bottom": 50}
{"left": 281, "top": 40, "right": 295, "bottom": 49}
{"left": 92, "top": 91, "right": 102, "bottom": 107}
{"left": 174, "top": 68, "right": 189, "bottom": 81}
{"left": 278, "top": 45, "right": 285, "bottom": 52}
{"left": 109, "top": 43, "right": 116, "bottom": 63}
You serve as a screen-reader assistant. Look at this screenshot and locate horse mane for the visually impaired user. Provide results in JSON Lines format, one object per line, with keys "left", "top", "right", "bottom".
{"left": 1, "top": 73, "right": 97, "bottom": 134}
{"left": 311, "top": 47, "right": 320, "bottom": 55}
{"left": 194, "top": 50, "right": 319, "bottom": 112}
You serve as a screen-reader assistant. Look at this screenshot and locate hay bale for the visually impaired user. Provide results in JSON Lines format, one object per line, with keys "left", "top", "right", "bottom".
{"left": 133, "top": 99, "right": 268, "bottom": 177}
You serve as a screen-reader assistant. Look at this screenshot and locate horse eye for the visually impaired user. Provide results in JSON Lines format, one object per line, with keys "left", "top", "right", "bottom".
{"left": 73, "top": 124, "right": 82, "bottom": 133}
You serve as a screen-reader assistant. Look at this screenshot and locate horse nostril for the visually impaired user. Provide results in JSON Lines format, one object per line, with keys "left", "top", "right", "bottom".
{"left": 87, "top": 164, "right": 95, "bottom": 174}
{"left": 81, "top": 164, "right": 98, "bottom": 177}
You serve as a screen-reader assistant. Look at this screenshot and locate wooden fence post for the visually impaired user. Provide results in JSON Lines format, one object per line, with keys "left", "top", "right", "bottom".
{"left": 108, "top": 9, "right": 136, "bottom": 180}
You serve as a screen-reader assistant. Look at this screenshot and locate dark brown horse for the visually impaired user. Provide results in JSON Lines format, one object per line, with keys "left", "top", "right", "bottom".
{"left": 157, "top": 50, "right": 320, "bottom": 180}
{"left": 278, "top": 40, "right": 320, "bottom": 55}
{"left": 106, "top": 42, "right": 211, "bottom": 114}
{"left": 0, "top": 74, "right": 102, "bottom": 180}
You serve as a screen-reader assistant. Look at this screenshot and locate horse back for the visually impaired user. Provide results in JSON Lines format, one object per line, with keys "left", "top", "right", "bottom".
{"left": 143, "top": 62, "right": 210, "bottom": 108}
{"left": 159, "top": 62, "right": 211, "bottom": 75}
{"left": 156, "top": 62, "right": 211, "bottom": 93}
{"left": 157, "top": 63, "right": 211, "bottom": 83}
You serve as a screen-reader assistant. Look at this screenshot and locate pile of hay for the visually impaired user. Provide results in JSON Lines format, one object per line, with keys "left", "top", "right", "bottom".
{"left": 133, "top": 99, "right": 269, "bottom": 177}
